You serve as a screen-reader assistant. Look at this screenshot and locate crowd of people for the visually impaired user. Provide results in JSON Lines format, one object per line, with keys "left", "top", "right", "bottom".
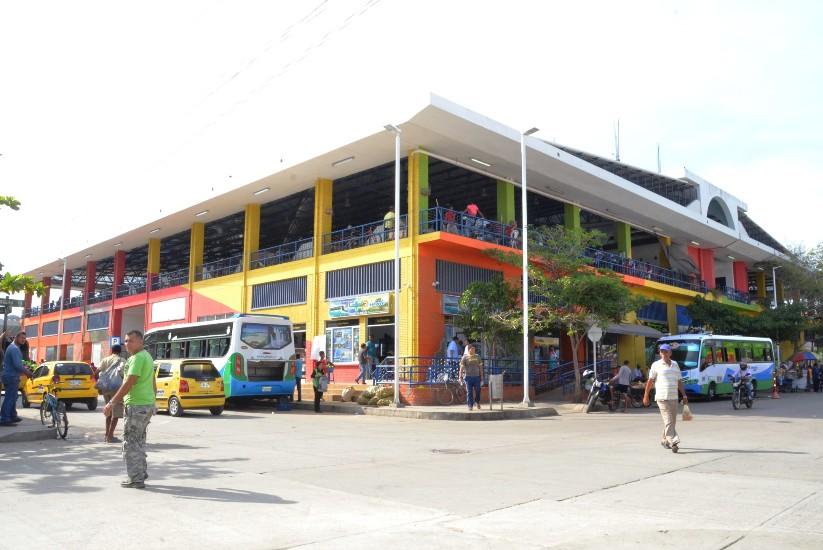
{"left": 776, "top": 361, "right": 822, "bottom": 392}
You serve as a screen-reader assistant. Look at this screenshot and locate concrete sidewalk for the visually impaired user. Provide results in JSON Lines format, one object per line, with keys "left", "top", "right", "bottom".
{"left": 0, "top": 393, "right": 56, "bottom": 443}
{"left": 289, "top": 398, "right": 561, "bottom": 420}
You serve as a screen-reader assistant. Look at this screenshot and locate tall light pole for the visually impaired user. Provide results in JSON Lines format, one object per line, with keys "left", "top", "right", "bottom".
{"left": 56, "top": 257, "right": 68, "bottom": 360}
{"left": 384, "top": 124, "right": 402, "bottom": 407}
{"left": 772, "top": 265, "right": 783, "bottom": 309}
{"left": 520, "top": 127, "right": 539, "bottom": 407}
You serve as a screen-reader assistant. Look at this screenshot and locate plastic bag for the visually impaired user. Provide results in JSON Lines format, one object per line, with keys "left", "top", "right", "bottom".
{"left": 341, "top": 386, "right": 355, "bottom": 402}
{"left": 682, "top": 403, "right": 693, "bottom": 421}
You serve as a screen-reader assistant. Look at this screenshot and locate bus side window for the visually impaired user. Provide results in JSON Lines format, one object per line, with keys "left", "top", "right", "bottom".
{"left": 700, "top": 346, "right": 714, "bottom": 371}
{"left": 724, "top": 343, "right": 736, "bottom": 363}
{"left": 188, "top": 339, "right": 203, "bottom": 359}
{"left": 739, "top": 343, "right": 754, "bottom": 363}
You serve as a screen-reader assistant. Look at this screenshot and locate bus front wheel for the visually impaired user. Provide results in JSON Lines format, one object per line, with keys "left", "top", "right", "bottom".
{"left": 707, "top": 383, "right": 717, "bottom": 401}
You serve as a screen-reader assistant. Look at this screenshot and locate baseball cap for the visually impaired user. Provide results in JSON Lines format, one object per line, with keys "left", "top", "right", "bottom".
{"left": 659, "top": 344, "right": 672, "bottom": 351}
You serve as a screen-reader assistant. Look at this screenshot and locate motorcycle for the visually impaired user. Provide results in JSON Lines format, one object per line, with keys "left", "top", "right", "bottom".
{"left": 583, "top": 369, "right": 615, "bottom": 413}
{"left": 731, "top": 376, "right": 753, "bottom": 410}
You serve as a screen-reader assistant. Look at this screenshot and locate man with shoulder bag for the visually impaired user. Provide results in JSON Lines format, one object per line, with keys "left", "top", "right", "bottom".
{"left": 97, "top": 344, "right": 126, "bottom": 443}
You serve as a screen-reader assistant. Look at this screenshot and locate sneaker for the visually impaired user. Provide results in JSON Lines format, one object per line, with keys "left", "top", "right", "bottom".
{"left": 120, "top": 480, "right": 145, "bottom": 489}
{"left": 11, "top": 417, "right": 23, "bottom": 423}
{"left": 671, "top": 443, "right": 679, "bottom": 454}
{"left": 108, "top": 437, "right": 122, "bottom": 443}
{"left": 660, "top": 440, "right": 671, "bottom": 449}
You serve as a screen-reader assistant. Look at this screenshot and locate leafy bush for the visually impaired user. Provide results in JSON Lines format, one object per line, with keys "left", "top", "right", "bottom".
{"left": 376, "top": 398, "right": 391, "bottom": 407}
{"left": 368, "top": 396, "right": 380, "bottom": 406}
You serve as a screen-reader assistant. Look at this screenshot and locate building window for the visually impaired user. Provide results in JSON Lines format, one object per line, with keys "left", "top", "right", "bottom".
{"left": 63, "top": 317, "right": 82, "bottom": 334}
{"left": 87, "top": 312, "right": 110, "bottom": 331}
{"left": 42, "top": 321, "right": 59, "bottom": 336}
{"left": 293, "top": 323, "right": 306, "bottom": 353}
{"left": 326, "top": 261, "right": 398, "bottom": 299}
{"left": 252, "top": 276, "right": 308, "bottom": 309}
{"left": 435, "top": 260, "right": 502, "bottom": 295}
{"left": 366, "top": 316, "right": 394, "bottom": 362}
{"left": 325, "top": 320, "right": 360, "bottom": 363}
{"left": 46, "top": 346, "right": 58, "bottom": 361}
{"left": 196, "top": 313, "right": 234, "bottom": 322}
{"left": 24, "top": 324, "right": 38, "bottom": 337}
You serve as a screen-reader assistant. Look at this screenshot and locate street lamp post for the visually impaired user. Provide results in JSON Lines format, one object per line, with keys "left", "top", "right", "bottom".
{"left": 520, "top": 127, "right": 539, "bottom": 407}
{"left": 384, "top": 124, "right": 402, "bottom": 407}
{"left": 56, "top": 258, "right": 67, "bottom": 360}
{"left": 772, "top": 265, "right": 782, "bottom": 309}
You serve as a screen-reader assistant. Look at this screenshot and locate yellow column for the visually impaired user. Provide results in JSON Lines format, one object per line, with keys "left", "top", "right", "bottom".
{"left": 189, "top": 223, "right": 205, "bottom": 283}
{"left": 241, "top": 203, "right": 261, "bottom": 312}
{"left": 147, "top": 239, "right": 161, "bottom": 275}
{"left": 404, "top": 152, "right": 427, "bottom": 358}
{"left": 309, "top": 178, "right": 333, "bottom": 341}
{"left": 658, "top": 236, "right": 672, "bottom": 268}
{"left": 756, "top": 271, "right": 767, "bottom": 302}
{"left": 666, "top": 301, "right": 678, "bottom": 335}
{"left": 616, "top": 222, "right": 632, "bottom": 258}
{"left": 776, "top": 280, "right": 785, "bottom": 305}
{"left": 564, "top": 204, "right": 581, "bottom": 230}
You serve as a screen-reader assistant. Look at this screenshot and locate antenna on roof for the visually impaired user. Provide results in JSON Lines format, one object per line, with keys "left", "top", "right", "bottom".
{"left": 613, "top": 120, "right": 621, "bottom": 161}
{"left": 657, "top": 143, "right": 661, "bottom": 173}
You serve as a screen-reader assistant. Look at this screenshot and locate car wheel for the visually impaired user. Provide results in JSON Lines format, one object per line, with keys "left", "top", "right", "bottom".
{"left": 21, "top": 392, "right": 30, "bottom": 408}
{"left": 752, "top": 381, "right": 758, "bottom": 398}
{"left": 707, "top": 383, "right": 717, "bottom": 401}
{"left": 64, "top": 401, "right": 74, "bottom": 410}
{"left": 209, "top": 407, "right": 224, "bottom": 416}
{"left": 168, "top": 396, "right": 183, "bottom": 417}
{"left": 86, "top": 398, "right": 98, "bottom": 411}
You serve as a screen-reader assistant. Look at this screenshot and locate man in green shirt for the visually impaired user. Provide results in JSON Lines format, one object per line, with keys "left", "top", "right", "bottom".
{"left": 103, "top": 330, "right": 156, "bottom": 489}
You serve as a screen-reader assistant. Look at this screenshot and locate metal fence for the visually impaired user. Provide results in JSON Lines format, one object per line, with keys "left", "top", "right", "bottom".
{"left": 196, "top": 255, "right": 243, "bottom": 281}
{"left": 322, "top": 215, "right": 408, "bottom": 254}
{"left": 87, "top": 290, "right": 113, "bottom": 305}
{"left": 150, "top": 269, "right": 189, "bottom": 291}
{"left": 117, "top": 282, "right": 146, "bottom": 298}
{"left": 584, "top": 247, "right": 708, "bottom": 293}
{"left": 250, "top": 238, "right": 314, "bottom": 270}
{"left": 421, "top": 206, "right": 520, "bottom": 248}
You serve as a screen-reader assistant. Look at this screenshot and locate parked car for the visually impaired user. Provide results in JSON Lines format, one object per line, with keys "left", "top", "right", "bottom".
{"left": 154, "top": 360, "right": 225, "bottom": 417}
{"left": 21, "top": 361, "right": 98, "bottom": 410}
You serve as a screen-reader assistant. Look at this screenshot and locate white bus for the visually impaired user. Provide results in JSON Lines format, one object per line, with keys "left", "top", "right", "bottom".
{"left": 144, "top": 314, "right": 296, "bottom": 402}
{"left": 657, "top": 334, "right": 776, "bottom": 399}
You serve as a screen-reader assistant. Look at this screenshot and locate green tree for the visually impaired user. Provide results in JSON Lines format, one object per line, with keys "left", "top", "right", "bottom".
{"left": 0, "top": 196, "right": 21, "bottom": 211}
{"left": 491, "top": 225, "right": 646, "bottom": 401}
{"left": 686, "top": 296, "right": 749, "bottom": 334}
{"left": 0, "top": 273, "right": 46, "bottom": 332}
{"left": 456, "top": 278, "right": 521, "bottom": 358}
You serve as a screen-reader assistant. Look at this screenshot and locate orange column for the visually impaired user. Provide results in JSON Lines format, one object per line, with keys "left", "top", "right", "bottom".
{"left": 732, "top": 261, "right": 748, "bottom": 293}
{"left": 699, "top": 249, "right": 716, "bottom": 289}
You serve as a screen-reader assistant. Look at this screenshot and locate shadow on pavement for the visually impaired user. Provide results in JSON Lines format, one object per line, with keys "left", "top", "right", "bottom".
{"left": 0, "top": 439, "right": 249, "bottom": 495}
{"left": 145, "top": 484, "right": 296, "bottom": 504}
{"left": 677, "top": 447, "right": 808, "bottom": 455}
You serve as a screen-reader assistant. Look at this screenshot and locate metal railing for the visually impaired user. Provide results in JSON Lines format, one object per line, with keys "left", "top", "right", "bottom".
{"left": 87, "top": 290, "right": 113, "bottom": 305}
{"left": 116, "top": 282, "right": 147, "bottom": 298}
{"left": 250, "top": 238, "right": 314, "bottom": 270}
{"left": 584, "top": 247, "right": 708, "bottom": 293}
{"left": 196, "top": 255, "right": 243, "bottom": 281}
{"left": 721, "top": 287, "right": 751, "bottom": 304}
{"left": 371, "top": 356, "right": 539, "bottom": 387}
{"left": 23, "top": 307, "right": 41, "bottom": 318}
{"left": 150, "top": 269, "right": 189, "bottom": 291}
{"left": 421, "top": 206, "right": 520, "bottom": 248}
{"left": 322, "top": 215, "right": 408, "bottom": 254}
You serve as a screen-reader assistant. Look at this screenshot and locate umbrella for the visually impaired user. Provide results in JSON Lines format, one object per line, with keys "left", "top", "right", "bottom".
{"left": 791, "top": 351, "right": 818, "bottom": 362}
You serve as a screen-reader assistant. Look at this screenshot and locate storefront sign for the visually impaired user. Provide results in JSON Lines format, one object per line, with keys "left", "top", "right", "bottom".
{"left": 328, "top": 293, "right": 391, "bottom": 318}
{"left": 442, "top": 294, "right": 460, "bottom": 315}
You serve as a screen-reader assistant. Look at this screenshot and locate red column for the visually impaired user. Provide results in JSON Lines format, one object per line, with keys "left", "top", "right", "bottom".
{"left": 84, "top": 261, "right": 97, "bottom": 303}
{"left": 698, "top": 249, "right": 716, "bottom": 289}
{"left": 113, "top": 250, "right": 126, "bottom": 292}
{"left": 40, "top": 277, "right": 52, "bottom": 310}
{"left": 732, "top": 261, "right": 748, "bottom": 293}
{"left": 23, "top": 292, "right": 32, "bottom": 312}
{"left": 61, "top": 269, "right": 73, "bottom": 305}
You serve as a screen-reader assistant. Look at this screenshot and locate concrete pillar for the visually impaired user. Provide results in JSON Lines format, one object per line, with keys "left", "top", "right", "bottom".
{"left": 564, "top": 204, "right": 581, "bottom": 230}
{"left": 777, "top": 280, "right": 785, "bottom": 305}
{"left": 409, "top": 152, "right": 429, "bottom": 231}
{"left": 496, "top": 180, "right": 515, "bottom": 224}
{"left": 61, "top": 270, "right": 73, "bottom": 306}
{"left": 189, "top": 222, "right": 204, "bottom": 283}
{"left": 40, "top": 277, "right": 51, "bottom": 310}
{"left": 147, "top": 239, "right": 160, "bottom": 277}
{"left": 242, "top": 203, "right": 261, "bottom": 271}
{"left": 84, "top": 261, "right": 97, "bottom": 303}
{"left": 658, "top": 236, "right": 672, "bottom": 268}
{"left": 732, "top": 261, "right": 748, "bottom": 293}
{"left": 615, "top": 222, "right": 632, "bottom": 258}
{"left": 699, "top": 249, "right": 716, "bottom": 289}
{"left": 755, "top": 271, "right": 767, "bottom": 301}
{"left": 308, "top": 178, "right": 334, "bottom": 349}
{"left": 113, "top": 250, "right": 126, "bottom": 292}
{"left": 666, "top": 302, "right": 678, "bottom": 335}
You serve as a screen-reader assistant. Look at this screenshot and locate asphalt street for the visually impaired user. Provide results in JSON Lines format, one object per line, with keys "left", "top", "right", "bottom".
{"left": 1, "top": 392, "right": 821, "bottom": 549}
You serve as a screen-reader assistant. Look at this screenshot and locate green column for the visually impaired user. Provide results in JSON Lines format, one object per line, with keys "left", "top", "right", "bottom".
{"left": 496, "top": 180, "right": 515, "bottom": 223}
{"left": 564, "top": 204, "right": 581, "bottom": 230}
{"left": 413, "top": 152, "right": 429, "bottom": 228}
{"left": 616, "top": 221, "right": 632, "bottom": 258}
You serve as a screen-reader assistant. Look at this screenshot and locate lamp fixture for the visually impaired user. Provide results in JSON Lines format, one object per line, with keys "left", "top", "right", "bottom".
{"left": 470, "top": 157, "right": 491, "bottom": 168}
{"left": 652, "top": 226, "right": 663, "bottom": 232}
{"left": 383, "top": 124, "right": 401, "bottom": 133}
{"left": 253, "top": 187, "right": 270, "bottom": 196}
{"left": 150, "top": 228, "right": 161, "bottom": 234}
{"left": 332, "top": 156, "right": 355, "bottom": 167}
{"left": 690, "top": 240, "right": 700, "bottom": 246}
{"left": 84, "top": 254, "right": 92, "bottom": 259}
{"left": 727, "top": 255, "right": 736, "bottom": 260}
{"left": 195, "top": 210, "right": 209, "bottom": 217}
{"left": 113, "top": 242, "right": 123, "bottom": 247}
{"left": 524, "top": 127, "right": 540, "bottom": 136}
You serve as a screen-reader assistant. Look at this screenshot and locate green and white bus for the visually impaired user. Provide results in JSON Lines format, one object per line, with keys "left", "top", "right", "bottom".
{"left": 657, "top": 334, "right": 776, "bottom": 399}
{"left": 144, "top": 314, "right": 296, "bottom": 402}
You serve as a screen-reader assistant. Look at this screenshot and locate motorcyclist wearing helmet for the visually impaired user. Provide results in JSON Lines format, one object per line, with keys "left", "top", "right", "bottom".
{"left": 735, "top": 362, "right": 754, "bottom": 400}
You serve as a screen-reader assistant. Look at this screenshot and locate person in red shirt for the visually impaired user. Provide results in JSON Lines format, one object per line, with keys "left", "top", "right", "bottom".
{"left": 463, "top": 203, "right": 485, "bottom": 237}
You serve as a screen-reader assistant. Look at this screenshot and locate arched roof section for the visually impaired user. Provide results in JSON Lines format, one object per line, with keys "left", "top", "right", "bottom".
{"left": 707, "top": 196, "right": 734, "bottom": 229}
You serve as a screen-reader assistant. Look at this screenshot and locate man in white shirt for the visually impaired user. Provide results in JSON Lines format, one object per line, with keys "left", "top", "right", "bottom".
{"left": 610, "top": 360, "right": 634, "bottom": 412}
{"left": 447, "top": 337, "right": 461, "bottom": 362}
{"left": 643, "top": 344, "right": 688, "bottom": 453}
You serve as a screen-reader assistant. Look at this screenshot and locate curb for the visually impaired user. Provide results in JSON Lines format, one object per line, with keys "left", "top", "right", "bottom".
{"left": 288, "top": 400, "right": 559, "bottom": 420}
{"left": 0, "top": 424, "right": 56, "bottom": 443}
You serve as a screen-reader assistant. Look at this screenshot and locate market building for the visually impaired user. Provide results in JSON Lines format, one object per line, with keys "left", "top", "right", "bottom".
{"left": 21, "top": 95, "right": 790, "bottom": 387}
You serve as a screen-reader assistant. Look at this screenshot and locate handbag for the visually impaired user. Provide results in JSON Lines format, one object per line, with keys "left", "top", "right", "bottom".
{"left": 95, "top": 359, "right": 124, "bottom": 393}
{"left": 682, "top": 403, "right": 694, "bottom": 421}
{"left": 318, "top": 375, "right": 329, "bottom": 393}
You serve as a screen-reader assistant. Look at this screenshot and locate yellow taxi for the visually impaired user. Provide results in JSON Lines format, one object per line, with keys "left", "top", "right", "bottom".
{"left": 154, "top": 359, "right": 225, "bottom": 416}
{"left": 21, "top": 361, "right": 99, "bottom": 410}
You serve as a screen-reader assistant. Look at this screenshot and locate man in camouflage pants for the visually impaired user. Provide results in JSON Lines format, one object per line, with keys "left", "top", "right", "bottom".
{"left": 103, "top": 330, "right": 156, "bottom": 489}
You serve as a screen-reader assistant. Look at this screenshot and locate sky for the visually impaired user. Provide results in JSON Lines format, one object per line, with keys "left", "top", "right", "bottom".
{"left": 1, "top": 0, "right": 822, "bottom": 281}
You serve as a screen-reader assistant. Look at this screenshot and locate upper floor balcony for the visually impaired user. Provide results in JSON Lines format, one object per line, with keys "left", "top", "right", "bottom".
{"left": 322, "top": 215, "right": 408, "bottom": 255}
{"left": 196, "top": 255, "right": 243, "bottom": 282}
{"left": 87, "top": 289, "right": 113, "bottom": 305}
{"left": 151, "top": 268, "right": 189, "bottom": 291}
{"left": 250, "top": 238, "right": 314, "bottom": 270}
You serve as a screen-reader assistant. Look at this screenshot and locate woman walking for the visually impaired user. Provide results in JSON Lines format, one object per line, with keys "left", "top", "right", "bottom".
{"left": 312, "top": 351, "right": 330, "bottom": 413}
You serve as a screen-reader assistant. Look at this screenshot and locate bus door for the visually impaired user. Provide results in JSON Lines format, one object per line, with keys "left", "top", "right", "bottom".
{"left": 699, "top": 340, "right": 723, "bottom": 386}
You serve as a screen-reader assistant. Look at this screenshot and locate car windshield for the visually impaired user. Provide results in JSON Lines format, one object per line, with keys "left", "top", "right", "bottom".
{"left": 240, "top": 323, "right": 292, "bottom": 350}
{"left": 665, "top": 341, "right": 700, "bottom": 370}
{"left": 181, "top": 363, "right": 220, "bottom": 380}
{"left": 54, "top": 363, "right": 93, "bottom": 376}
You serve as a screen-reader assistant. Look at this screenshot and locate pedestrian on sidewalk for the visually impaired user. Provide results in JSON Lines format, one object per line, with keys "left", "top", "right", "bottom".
{"left": 643, "top": 344, "right": 688, "bottom": 453}
{"left": 610, "top": 360, "right": 633, "bottom": 412}
{"left": 1, "top": 331, "right": 33, "bottom": 427}
{"left": 459, "top": 345, "right": 484, "bottom": 411}
{"left": 293, "top": 352, "right": 304, "bottom": 402}
{"left": 447, "top": 336, "right": 461, "bottom": 369}
{"left": 312, "top": 351, "right": 330, "bottom": 413}
{"left": 103, "top": 330, "right": 156, "bottom": 489}
{"left": 366, "top": 336, "right": 378, "bottom": 380}
{"left": 355, "top": 343, "right": 369, "bottom": 384}
{"left": 98, "top": 344, "right": 126, "bottom": 443}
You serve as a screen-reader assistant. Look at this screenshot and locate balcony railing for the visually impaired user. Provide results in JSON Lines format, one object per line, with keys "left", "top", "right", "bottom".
{"left": 87, "top": 290, "right": 113, "bottom": 305}
{"left": 250, "top": 238, "right": 314, "bottom": 270}
{"left": 196, "top": 255, "right": 243, "bottom": 282}
{"left": 23, "top": 307, "right": 41, "bottom": 318}
{"left": 421, "top": 206, "right": 520, "bottom": 248}
{"left": 117, "top": 282, "right": 147, "bottom": 298}
{"left": 322, "top": 215, "right": 408, "bottom": 254}
{"left": 584, "top": 247, "right": 708, "bottom": 293}
{"left": 150, "top": 269, "right": 189, "bottom": 291}
{"left": 721, "top": 287, "right": 751, "bottom": 304}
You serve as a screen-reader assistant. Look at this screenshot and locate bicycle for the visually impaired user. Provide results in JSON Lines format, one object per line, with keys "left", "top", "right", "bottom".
{"left": 39, "top": 382, "right": 69, "bottom": 439}
{"left": 434, "top": 373, "right": 467, "bottom": 406}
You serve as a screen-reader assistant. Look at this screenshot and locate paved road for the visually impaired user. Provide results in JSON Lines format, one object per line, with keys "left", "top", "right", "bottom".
{"left": 1, "top": 393, "right": 822, "bottom": 549}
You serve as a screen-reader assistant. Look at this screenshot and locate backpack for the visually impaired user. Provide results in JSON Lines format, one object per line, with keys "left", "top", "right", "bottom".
{"left": 95, "top": 359, "right": 124, "bottom": 393}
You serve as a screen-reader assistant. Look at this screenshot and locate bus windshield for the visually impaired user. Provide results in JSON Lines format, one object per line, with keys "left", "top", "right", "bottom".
{"left": 666, "top": 341, "right": 700, "bottom": 370}
{"left": 240, "top": 323, "right": 292, "bottom": 350}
